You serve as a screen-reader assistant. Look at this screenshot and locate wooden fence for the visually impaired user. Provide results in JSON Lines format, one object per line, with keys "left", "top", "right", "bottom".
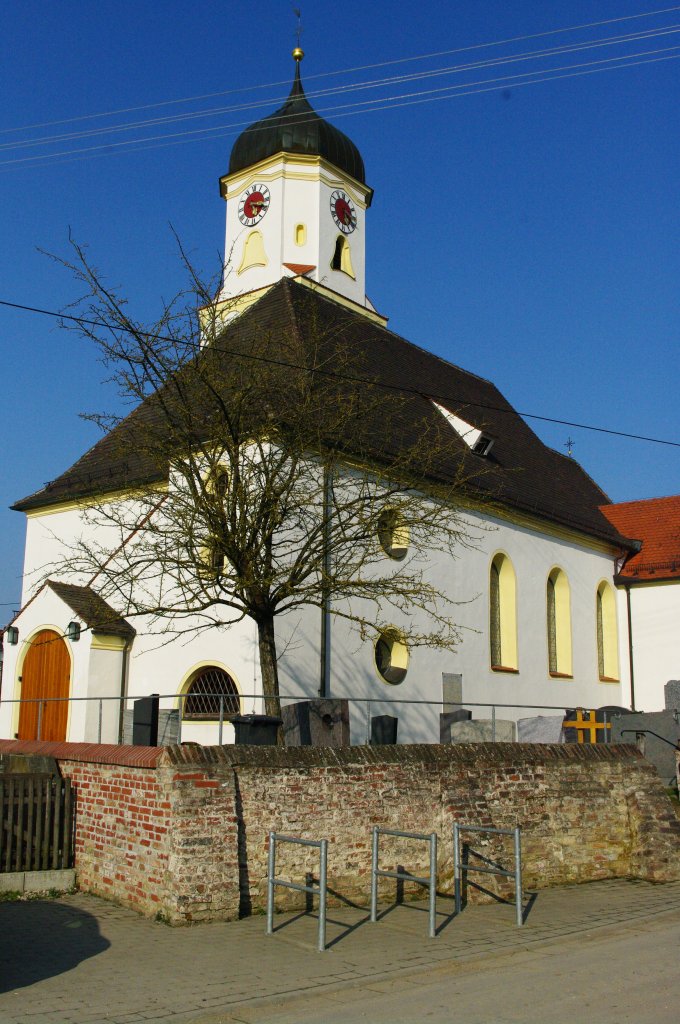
{"left": 0, "top": 774, "right": 75, "bottom": 873}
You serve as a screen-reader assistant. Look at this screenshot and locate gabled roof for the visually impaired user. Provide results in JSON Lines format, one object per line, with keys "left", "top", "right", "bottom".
{"left": 600, "top": 495, "right": 680, "bottom": 581}
{"left": 13, "top": 278, "right": 632, "bottom": 550}
{"left": 46, "top": 581, "right": 135, "bottom": 637}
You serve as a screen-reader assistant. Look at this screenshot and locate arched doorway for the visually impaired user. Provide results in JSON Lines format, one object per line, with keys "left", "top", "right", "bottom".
{"left": 17, "top": 630, "right": 71, "bottom": 741}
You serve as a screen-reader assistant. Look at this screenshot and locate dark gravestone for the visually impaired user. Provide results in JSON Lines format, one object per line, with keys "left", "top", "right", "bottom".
{"left": 232, "top": 714, "right": 281, "bottom": 746}
{"left": 132, "top": 695, "right": 159, "bottom": 746}
{"left": 610, "top": 709, "right": 680, "bottom": 785}
{"left": 440, "top": 708, "right": 472, "bottom": 743}
{"left": 281, "top": 699, "right": 350, "bottom": 748}
{"left": 371, "top": 715, "right": 398, "bottom": 745}
{"left": 562, "top": 707, "right": 629, "bottom": 744}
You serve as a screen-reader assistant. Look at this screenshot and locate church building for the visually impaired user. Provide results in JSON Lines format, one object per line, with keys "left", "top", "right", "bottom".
{"left": 2, "top": 50, "right": 651, "bottom": 747}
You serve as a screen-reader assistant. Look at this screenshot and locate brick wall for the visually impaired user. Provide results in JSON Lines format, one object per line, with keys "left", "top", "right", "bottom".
{"left": 1, "top": 739, "right": 678, "bottom": 924}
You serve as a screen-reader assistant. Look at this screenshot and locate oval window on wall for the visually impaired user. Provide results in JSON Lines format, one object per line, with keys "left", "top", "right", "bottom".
{"left": 374, "top": 628, "right": 409, "bottom": 684}
{"left": 377, "top": 508, "right": 409, "bottom": 561}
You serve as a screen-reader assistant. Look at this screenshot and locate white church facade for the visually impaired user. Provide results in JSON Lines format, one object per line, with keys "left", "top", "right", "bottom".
{"left": 1, "top": 50, "right": 656, "bottom": 748}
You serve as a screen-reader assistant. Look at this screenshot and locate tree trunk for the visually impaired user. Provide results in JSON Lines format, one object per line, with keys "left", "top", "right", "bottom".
{"left": 256, "top": 613, "right": 281, "bottom": 719}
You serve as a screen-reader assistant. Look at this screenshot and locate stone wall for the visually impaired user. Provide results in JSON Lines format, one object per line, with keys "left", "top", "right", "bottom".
{"left": 1, "top": 739, "right": 678, "bottom": 924}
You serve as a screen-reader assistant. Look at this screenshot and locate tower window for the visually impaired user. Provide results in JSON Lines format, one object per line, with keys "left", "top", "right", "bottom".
{"left": 295, "top": 223, "right": 307, "bottom": 246}
{"left": 331, "top": 235, "right": 356, "bottom": 279}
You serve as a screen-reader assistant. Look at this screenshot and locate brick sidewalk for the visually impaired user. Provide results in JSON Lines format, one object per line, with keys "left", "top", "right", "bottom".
{"left": 1, "top": 879, "right": 680, "bottom": 1024}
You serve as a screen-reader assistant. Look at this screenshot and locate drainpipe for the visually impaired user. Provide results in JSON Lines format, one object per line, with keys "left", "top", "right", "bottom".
{"left": 117, "top": 638, "right": 132, "bottom": 743}
{"left": 319, "top": 465, "right": 332, "bottom": 698}
{"left": 625, "top": 583, "right": 636, "bottom": 712}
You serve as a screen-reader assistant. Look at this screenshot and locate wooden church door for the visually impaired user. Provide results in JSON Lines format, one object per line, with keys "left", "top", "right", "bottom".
{"left": 18, "top": 629, "right": 70, "bottom": 741}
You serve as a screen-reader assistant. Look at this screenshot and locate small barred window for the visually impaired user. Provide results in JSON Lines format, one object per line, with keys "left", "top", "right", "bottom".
{"left": 183, "top": 667, "right": 240, "bottom": 720}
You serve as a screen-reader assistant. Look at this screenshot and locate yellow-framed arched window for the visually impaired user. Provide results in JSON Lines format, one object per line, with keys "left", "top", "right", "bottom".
{"left": 489, "top": 553, "right": 518, "bottom": 671}
{"left": 547, "top": 567, "right": 572, "bottom": 677}
{"left": 596, "top": 581, "right": 619, "bottom": 681}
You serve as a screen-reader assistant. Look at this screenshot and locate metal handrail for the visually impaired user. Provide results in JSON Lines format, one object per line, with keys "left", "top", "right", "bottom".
{"left": 454, "top": 823, "right": 523, "bottom": 927}
{"left": 266, "top": 831, "right": 329, "bottom": 952}
{"left": 621, "top": 729, "right": 680, "bottom": 751}
{"left": 370, "top": 825, "right": 438, "bottom": 938}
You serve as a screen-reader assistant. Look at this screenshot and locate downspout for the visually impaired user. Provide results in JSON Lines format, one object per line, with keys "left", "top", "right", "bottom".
{"left": 625, "top": 583, "right": 636, "bottom": 712}
{"left": 319, "top": 465, "right": 332, "bottom": 698}
{"left": 117, "top": 638, "right": 132, "bottom": 743}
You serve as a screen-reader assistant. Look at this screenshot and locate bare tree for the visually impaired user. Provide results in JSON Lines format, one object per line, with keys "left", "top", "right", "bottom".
{"left": 44, "top": 241, "right": 490, "bottom": 714}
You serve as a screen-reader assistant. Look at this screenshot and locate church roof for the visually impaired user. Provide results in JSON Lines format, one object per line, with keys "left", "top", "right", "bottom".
{"left": 601, "top": 495, "right": 680, "bottom": 581}
{"left": 13, "top": 279, "right": 633, "bottom": 551}
{"left": 227, "top": 58, "right": 366, "bottom": 186}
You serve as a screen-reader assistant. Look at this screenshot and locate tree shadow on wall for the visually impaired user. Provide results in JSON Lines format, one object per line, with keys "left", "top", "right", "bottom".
{"left": 0, "top": 898, "right": 110, "bottom": 993}
{"left": 234, "top": 771, "right": 251, "bottom": 918}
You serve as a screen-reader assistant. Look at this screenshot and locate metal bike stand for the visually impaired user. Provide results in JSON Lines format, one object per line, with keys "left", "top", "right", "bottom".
{"left": 266, "top": 831, "right": 329, "bottom": 952}
{"left": 370, "top": 826, "right": 438, "bottom": 938}
{"left": 453, "top": 823, "right": 523, "bottom": 927}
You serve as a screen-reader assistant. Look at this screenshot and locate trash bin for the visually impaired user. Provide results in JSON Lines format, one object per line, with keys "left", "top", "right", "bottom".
{"left": 232, "top": 714, "right": 282, "bottom": 746}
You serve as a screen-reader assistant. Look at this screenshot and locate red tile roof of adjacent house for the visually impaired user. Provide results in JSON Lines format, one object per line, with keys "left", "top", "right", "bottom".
{"left": 600, "top": 495, "right": 680, "bottom": 581}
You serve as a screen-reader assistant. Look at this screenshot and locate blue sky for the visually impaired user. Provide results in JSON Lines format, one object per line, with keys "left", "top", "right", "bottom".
{"left": 1, "top": 1, "right": 679, "bottom": 613}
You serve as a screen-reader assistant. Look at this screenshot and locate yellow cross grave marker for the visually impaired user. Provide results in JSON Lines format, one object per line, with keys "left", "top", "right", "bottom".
{"left": 563, "top": 708, "right": 611, "bottom": 744}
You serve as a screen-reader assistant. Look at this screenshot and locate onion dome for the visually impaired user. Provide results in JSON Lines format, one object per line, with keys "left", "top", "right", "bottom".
{"left": 228, "top": 50, "right": 366, "bottom": 185}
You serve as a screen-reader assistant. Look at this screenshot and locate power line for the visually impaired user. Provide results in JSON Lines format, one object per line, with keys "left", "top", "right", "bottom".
{"left": 2, "top": 22, "right": 678, "bottom": 155}
{"left": 3, "top": 4, "right": 679, "bottom": 136}
{"left": 1, "top": 42, "right": 678, "bottom": 170}
{"left": 0, "top": 295, "right": 678, "bottom": 451}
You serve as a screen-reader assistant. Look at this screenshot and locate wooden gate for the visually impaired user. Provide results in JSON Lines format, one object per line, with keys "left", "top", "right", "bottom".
{"left": 17, "top": 630, "right": 71, "bottom": 742}
{"left": 0, "top": 774, "right": 75, "bottom": 872}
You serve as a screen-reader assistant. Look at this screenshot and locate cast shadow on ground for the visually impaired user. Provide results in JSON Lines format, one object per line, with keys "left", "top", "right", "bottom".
{"left": 0, "top": 899, "right": 110, "bottom": 993}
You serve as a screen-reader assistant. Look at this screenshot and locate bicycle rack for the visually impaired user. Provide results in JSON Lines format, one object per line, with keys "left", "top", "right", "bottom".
{"left": 265, "top": 831, "right": 329, "bottom": 952}
{"left": 453, "top": 823, "right": 523, "bottom": 927}
{"left": 370, "top": 826, "right": 438, "bottom": 938}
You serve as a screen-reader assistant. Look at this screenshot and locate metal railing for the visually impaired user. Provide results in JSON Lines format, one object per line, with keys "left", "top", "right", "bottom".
{"left": 454, "top": 823, "right": 523, "bottom": 927}
{"left": 0, "top": 690, "right": 626, "bottom": 747}
{"left": 266, "top": 831, "right": 329, "bottom": 952}
{"left": 370, "top": 826, "right": 438, "bottom": 938}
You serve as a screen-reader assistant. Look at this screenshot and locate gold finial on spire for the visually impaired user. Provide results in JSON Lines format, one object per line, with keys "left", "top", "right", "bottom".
{"left": 292, "top": 6, "right": 303, "bottom": 61}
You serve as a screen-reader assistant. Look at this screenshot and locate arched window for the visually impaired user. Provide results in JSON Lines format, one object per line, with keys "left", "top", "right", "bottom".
{"left": 547, "top": 568, "right": 572, "bottom": 676}
{"left": 375, "top": 628, "right": 409, "bottom": 684}
{"left": 183, "top": 666, "right": 240, "bottom": 720}
{"left": 596, "top": 581, "right": 619, "bottom": 681}
{"left": 330, "top": 235, "right": 355, "bottom": 278}
{"left": 489, "top": 553, "right": 518, "bottom": 671}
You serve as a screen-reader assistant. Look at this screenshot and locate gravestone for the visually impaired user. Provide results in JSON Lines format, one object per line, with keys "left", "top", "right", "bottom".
{"left": 450, "top": 719, "right": 515, "bottom": 743}
{"left": 442, "top": 672, "right": 463, "bottom": 713}
{"left": 370, "top": 715, "right": 398, "bottom": 745}
{"left": 517, "top": 715, "right": 564, "bottom": 744}
{"left": 562, "top": 707, "right": 628, "bottom": 744}
{"left": 610, "top": 709, "right": 680, "bottom": 785}
{"left": 122, "top": 709, "right": 179, "bottom": 746}
{"left": 281, "top": 699, "right": 350, "bottom": 748}
{"left": 665, "top": 680, "right": 680, "bottom": 711}
{"left": 440, "top": 708, "right": 472, "bottom": 743}
{"left": 132, "top": 695, "right": 159, "bottom": 746}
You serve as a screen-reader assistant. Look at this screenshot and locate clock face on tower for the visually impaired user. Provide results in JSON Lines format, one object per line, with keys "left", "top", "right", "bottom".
{"left": 330, "top": 189, "right": 357, "bottom": 234}
{"left": 238, "top": 184, "right": 271, "bottom": 227}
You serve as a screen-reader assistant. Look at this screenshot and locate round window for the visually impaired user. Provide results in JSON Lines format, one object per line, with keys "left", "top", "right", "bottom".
{"left": 377, "top": 508, "right": 409, "bottom": 561}
{"left": 374, "top": 629, "right": 409, "bottom": 684}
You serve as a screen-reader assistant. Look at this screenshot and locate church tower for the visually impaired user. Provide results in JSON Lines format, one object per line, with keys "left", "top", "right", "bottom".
{"left": 218, "top": 49, "right": 374, "bottom": 314}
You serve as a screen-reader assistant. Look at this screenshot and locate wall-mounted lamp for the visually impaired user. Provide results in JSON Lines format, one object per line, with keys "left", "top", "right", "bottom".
{"left": 67, "top": 621, "right": 81, "bottom": 642}
{"left": 5, "top": 626, "right": 18, "bottom": 646}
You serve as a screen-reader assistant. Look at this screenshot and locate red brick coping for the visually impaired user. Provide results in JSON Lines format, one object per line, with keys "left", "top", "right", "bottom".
{"left": 0, "top": 739, "right": 164, "bottom": 768}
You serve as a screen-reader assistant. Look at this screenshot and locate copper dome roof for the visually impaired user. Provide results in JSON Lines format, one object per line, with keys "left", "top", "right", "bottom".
{"left": 228, "top": 58, "right": 366, "bottom": 185}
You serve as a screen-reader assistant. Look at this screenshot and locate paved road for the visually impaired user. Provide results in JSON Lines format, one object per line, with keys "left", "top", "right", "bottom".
{"left": 1, "top": 879, "right": 679, "bottom": 1024}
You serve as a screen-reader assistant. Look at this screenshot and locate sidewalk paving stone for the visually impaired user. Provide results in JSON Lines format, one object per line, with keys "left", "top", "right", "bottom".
{"left": 1, "top": 879, "right": 679, "bottom": 1024}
